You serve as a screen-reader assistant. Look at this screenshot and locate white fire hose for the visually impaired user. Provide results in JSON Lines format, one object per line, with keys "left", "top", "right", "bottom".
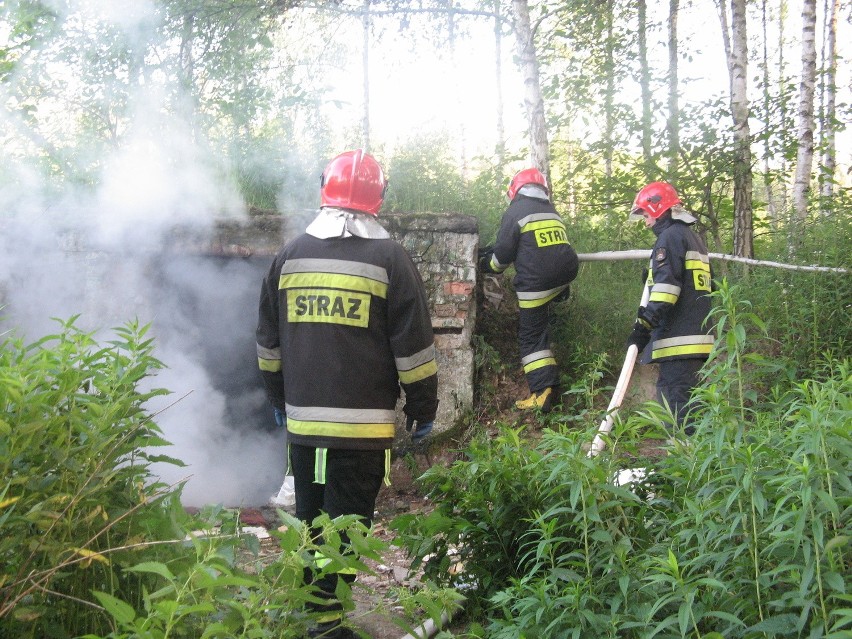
{"left": 588, "top": 281, "right": 651, "bottom": 457}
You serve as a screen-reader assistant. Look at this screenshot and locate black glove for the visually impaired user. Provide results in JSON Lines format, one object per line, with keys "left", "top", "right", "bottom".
{"left": 478, "top": 252, "right": 496, "bottom": 274}
{"left": 406, "top": 415, "right": 434, "bottom": 444}
{"left": 626, "top": 321, "right": 651, "bottom": 351}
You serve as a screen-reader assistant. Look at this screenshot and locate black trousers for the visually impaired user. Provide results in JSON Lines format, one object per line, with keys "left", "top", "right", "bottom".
{"left": 657, "top": 358, "right": 704, "bottom": 435}
{"left": 289, "top": 443, "right": 386, "bottom": 621}
{"left": 518, "top": 302, "right": 560, "bottom": 394}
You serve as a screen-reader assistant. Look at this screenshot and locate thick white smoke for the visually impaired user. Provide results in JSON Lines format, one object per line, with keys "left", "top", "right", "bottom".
{"left": 0, "top": 0, "right": 291, "bottom": 507}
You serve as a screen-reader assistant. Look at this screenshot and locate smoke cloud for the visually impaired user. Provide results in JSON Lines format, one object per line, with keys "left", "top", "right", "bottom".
{"left": 0, "top": 0, "right": 292, "bottom": 507}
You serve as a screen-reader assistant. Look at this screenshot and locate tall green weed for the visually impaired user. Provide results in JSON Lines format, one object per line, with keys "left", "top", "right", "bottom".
{"left": 393, "top": 284, "right": 851, "bottom": 638}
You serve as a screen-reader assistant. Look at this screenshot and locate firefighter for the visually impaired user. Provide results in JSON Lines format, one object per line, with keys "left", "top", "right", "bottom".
{"left": 479, "top": 168, "right": 579, "bottom": 413}
{"left": 256, "top": 149, "right": 438, "bottom": 639}
{"left": 626, "top": 181, "right": 714, "bottom": 435}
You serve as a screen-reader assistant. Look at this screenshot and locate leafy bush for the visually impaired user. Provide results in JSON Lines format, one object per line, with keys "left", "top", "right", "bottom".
{"left": 0, "top": 319, "right": 458, "bottom": 638}
{"left": 393, "top": 285, "right": 851, "bottom": 638}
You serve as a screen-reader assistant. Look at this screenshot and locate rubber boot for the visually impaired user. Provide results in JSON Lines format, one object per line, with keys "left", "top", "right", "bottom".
{"left": 514, "top": 386, "right": 556, "bottom": 413}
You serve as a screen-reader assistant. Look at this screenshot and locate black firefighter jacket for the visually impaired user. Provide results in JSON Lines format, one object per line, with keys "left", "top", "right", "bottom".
{"left": 256, "top": 233, "right": 439, "bottom": 451}
{"left": 640, "top": 216, "right": 714, "bottom": 363}
{"left": 489, "top": 193, "right": 579, "bottom": 308}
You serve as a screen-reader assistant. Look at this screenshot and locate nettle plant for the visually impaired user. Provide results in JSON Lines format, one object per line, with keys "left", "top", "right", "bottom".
{"left": 1, "top": 319, "right": 456, "bottom": 639}
{"left": 394, "top": 282, "right": 851, "bottom": 638}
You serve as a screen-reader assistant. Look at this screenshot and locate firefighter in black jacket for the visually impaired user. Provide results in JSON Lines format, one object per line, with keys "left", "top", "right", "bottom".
{"left": 256, "top": 149, "right": 438, "bottom": 639}
{"left": 479, "top": 168, "right": 579, "bottom": 413}
{"left": 626, "top": 181, "right": 713, "bottom": 435}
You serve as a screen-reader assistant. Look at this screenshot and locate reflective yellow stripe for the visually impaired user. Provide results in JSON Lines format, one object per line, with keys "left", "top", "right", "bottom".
{"left": 287, "top": 419, "right": 395, "bottom": 439}
{"left": 523, "top": 357, "right": 557, "bottom": 373}
{"left": 489, "top": 255, "right": 507, "bottom": 273}
{"left": 384, "top": 449, "right": 392, "bottom": 487}
{"left": 649, "top": 291, "right": 678, "bottom": 304}
{"left": 398, "top": 359, "right": 437, "bottom": 384}
{"left": 517, "top": 284, "right": 568, "bottom": 308}
{"left": 652, "top": 343, "right": 713, "bottom": 358}
{"left": 314, "top": 448, "right": 327, "bottom": 484}
{"left": 686, "top": 259, "right": 710, "bottom": 271}
{"left": 279, "top": 272, "right": 388, "bottom": 298}
{"left": 258, "top": 357, "right": 281, "bottom": 372}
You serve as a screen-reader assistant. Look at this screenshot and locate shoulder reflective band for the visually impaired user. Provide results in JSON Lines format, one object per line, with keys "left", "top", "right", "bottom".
{"left": 279, "top": 258, "right": 389, "bottom": 298}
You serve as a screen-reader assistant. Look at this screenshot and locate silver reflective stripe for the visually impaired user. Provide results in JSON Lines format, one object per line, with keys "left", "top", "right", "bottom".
{"left": 684, "top": 250, "right": 709, "bottom": 264}
{"left": 517, "top": 212, "right": 562, "bottom": 228}
{"left": 396, "top": 344, "right": 437, "bottom": 371}
{"left": 285, "top": 404, "right": 397, "bottom": 424}
{"left": 256, "top": 344, "right": 280, "bottom": 360}
{"left": 521, "top": 349, "right": 554, "bottom": 365}
{"left": 652, "top": 283, "right": 681, "bottom": 296}
{"left": 517, "top": 284, "right": 568, "bottom": 301}
{"left": 654, "top": 335, "right": 714, "bottom": 349}
{"left": 491, "top": 254, "right": 508, "bottom": 270}
{"left": 280, "top": 258, "right": 389, "bottom": 283}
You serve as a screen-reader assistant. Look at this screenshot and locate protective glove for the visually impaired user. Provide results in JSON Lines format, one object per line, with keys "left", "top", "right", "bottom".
{"left": 478, "top": 252, "right": 496, "bottom": 274}
{"left": 626, "top": 321, "right": 651, "bottom": 352}
{"left": 273, "top": 407, "right": 286, "bottom": 428}
{"left": 406, "top": 415, "right": 434, "bottom": 444}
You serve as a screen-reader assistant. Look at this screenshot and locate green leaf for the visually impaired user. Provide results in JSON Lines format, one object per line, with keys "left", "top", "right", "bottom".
{"left": 92, "top": 591, "right": 137, "bottom": 625}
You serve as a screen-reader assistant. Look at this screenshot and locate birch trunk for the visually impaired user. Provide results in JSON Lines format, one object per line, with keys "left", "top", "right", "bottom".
{"left": 818, "top": 0, "right": 839, "bottom": 212}
{"left": 720, "top": 0, "right": 754, "bottom": 258}
{"left": 667, "top": 0, "right": 680, "bottom": 175}
{"left": 511, "top": 0, "right": 550, "bottom": 179}
{"left": 494, "top": 0, "right": 506, "bottom": 171}
{"left": 637, "top": 0, "right": 654, "bottom": 179}
{"left": 361, "top": 0, "right": 371, "bottom": 151}
{"left": 792, "top": 0, "right": 817, "bottom": 220}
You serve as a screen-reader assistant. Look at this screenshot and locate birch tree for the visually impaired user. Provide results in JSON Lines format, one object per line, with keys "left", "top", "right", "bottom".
{"left": 666, "top": 0, "right": 680, "bottom": 175}
{"left": 511, "top": 0, "right": 551, "bottom": 180}
{"left": 637, "top": 0, "right": 654, "bottom": 179}
{"left": 792, "top": 0, "right": 817, "bottom": 221}
{"left": 719, "top": 0, "right": 754, "bottom": 258}
{"left": 818, "top": 0, "right": 839, "bottom": 211}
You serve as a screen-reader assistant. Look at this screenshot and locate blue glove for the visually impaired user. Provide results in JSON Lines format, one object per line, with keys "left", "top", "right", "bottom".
{"left": 406, "top": 415, "right": 433, "bottom": 444}
{"left": 273, "top": 407, "right": 286, "bottom": 428}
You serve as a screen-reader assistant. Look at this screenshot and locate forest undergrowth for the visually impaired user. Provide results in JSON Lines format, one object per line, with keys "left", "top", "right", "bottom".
{"left": 1, "top": 267, "right": 850, "bottom": 638}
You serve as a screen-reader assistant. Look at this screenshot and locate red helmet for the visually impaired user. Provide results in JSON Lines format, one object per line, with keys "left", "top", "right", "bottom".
{"left": 320, "top": 149, "right": 387, "bottom": 216}
{"left": 631, "top": 182, "right": 681, "bottom": 219}
{"left": 507, "top": 168, "right": 548, "bottom": 201}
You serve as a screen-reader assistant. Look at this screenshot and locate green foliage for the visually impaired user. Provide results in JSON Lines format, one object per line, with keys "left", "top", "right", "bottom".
{"left": 0, "top": 319, "right": 457, "bottom": 638}
{"left": 383, "top": 136, "right": 504, "bottom": 220}
{"left": 393, "top": 287, "right": 852, "bottom": 637}
{"left": 0, "top": 317, "right": 183, "bottom": 637}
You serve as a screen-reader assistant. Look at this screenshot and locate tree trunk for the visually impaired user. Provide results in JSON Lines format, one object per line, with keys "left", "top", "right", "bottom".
{"left": 792, "top": 0, "right": 817, "bottom": 221}
{"left": 361, "top": 0, "right": 371, "bottom": 151}
{"left": 637, "top": 0, "right": 654, "bottom": 179}
{"left": 667, "top": 0, "right": 680, "bottom": 175}
{"left": 511, "top": 0, "right": 550, "bottom": 179}
{"left": 603, "top": 0, "right": 615, "bottom": 179}
{"left": 494, "top": 0, "right": 506, "bottom": 171}
{"left": 760, "top": 0, "right": 779, "bottom": 226}
{"left": 720, "top": 0, "right": 754, "bottom": 258}
{"left": 818, "top": 0, "right": 839, "bottom": 213}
